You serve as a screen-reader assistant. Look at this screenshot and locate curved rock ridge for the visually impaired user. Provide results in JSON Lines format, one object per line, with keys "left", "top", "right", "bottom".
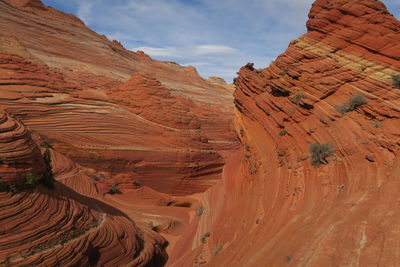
{"left": 0, "top": 109, "right": 45, "bottom": 186}
{"left": 108, "top": 72, "right": 201, "bottom": 130}
{"left": 0, "top": 149, "right": 168, "bottom": 266}
{"left": 168, "top": 0, "right": 400, "bottom": 266}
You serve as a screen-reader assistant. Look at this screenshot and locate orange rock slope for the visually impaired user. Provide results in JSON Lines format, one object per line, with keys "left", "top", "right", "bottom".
{"left": 177, "top": 0, "right": 400, "bottom": 266}
{"left": 1, "top": 0, "right": 400, "bottom": 266}
{"left": 0, "top": 0, "right": 237, "bottom": 196}
{"left": 0, "top": 0, "right": 237, "bottom": 266}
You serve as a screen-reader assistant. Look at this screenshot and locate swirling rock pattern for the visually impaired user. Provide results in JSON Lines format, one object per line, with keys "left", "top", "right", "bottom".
{"left": 0, "top": 109, "right": 45, "bottom": 186}
{"left": 108, "top": 72, "right": 201, "bottom": 130}
{"left": 0, "top": 150, "right": 168, "bottom": 266}
{"left": 0, "top": 1, "right": 237, "bottom": 266}
{"left": 172, "top": 0, "right": 400, "bottom": 266}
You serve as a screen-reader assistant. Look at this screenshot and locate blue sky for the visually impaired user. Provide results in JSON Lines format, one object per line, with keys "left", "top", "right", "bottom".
{"left": 42, "top": 0, "right": 399, "bottom": 82}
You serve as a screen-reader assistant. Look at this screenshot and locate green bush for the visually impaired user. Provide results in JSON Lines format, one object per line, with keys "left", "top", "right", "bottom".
{"left": 25, "top": 173, "right": 36, "bottom": 186}
{"left": 196, "top": 207, "right": 205, "bottom": 216}
{"left": 349, "top": 94, "right": 368, "bottom": 109}
{"left": 309, "top": 143, "right": 334, "bottom": 167}
{"left": 393, "top": 75, "right": 400, "bottom": 88}
{"left": 109, "top": 184, "right": 120, "bottom": 194}
{"left": 201, "top": 232, "right": 211, "bottom": 244}
{"left": 134, "top": 179, "right": 142, "bottom": 187}
{"left": 336, "top": 94, "right": 368, "bottom": 114}
{"left": 278, "top": 129, "right": 288, "bottom": 136}
{"left": 291, "top": 90, "right": 304, "bottom": 104}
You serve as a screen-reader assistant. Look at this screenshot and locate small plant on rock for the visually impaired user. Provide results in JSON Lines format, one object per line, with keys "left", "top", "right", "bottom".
{"left": 196, "top": 207, "right": 205, "bottom": 216}
{"left": 278, "top": 129, "right": 288, "bottom": 136}
{"left": 201, "top": 232, "right": 211, "bottom": 244}
{"left": 336, "top": 94, "right": 368, "bottom": 114}
{"left": 309, "top": 142, "right": 334, "bottom": 167}
{"left": 25, "top": 173, "right": 36, "bottom": 186}
{"left": 393, "top": 75, "right": 400, "bottom": 88}
{"left": 291, "top": 90, "right": 304, "bottom": 104}
{"left": 134, "top": 179, "right": 142, "bottom": 187}
{"left": 109, "top": 184, "right": 121, "bottom": 194}
{"left": 373, "top": 120, "right": 382, "bottom": 128}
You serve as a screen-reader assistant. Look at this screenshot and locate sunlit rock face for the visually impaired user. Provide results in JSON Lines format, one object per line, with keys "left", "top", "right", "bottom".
{"left": 173, "top": 0, "right": 400, "bottom": 266}
{"left": 0, "top": 0, "right": 238, "bottom": 196}
{"left": 0, "top": 0, "right": 238, "bottom": 266}
{"left": 1, "top": 0, "right": 399, "bottom": 266}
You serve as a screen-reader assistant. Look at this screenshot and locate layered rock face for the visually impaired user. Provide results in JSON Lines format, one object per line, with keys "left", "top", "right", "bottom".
{"left": 0, "top": 0, "right": 237, "bottom": 196}
{"left": 0, "top": 0, "right": 237, "bottom": 266}
{"left": 0, "top": 149, "right": 168, "bottom": 266}
{"left": 0, "top": 110, "right": 45, "bottom": 185}
{"left": 2, "top": 0, "right": 398, "bottom": 266}
{"left": 177, "top": 0, "right": 400, "bottom": 266}
{"left": 108, "top": 72, "right": 201, "bottom": 130}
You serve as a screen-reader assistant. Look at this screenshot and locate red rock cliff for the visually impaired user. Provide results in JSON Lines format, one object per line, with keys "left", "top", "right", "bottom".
{"left": 172, "top": 0, "right": 400, "bottom": 265}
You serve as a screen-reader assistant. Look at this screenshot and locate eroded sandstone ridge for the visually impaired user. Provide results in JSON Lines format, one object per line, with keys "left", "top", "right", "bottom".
{"left": 0, "top": 110, "right": 45, "bottom": 185}
{"left": 1, "top": 0, "right": 399, "bottom": 266}
{"left": 0, "top": 0, "right": 237, "bottom": 266}
{"left": 179, "top": 0, "right": 400, "bottom": 266}
{"left": 0, "top": 0, "right": 237, "bottom": 195}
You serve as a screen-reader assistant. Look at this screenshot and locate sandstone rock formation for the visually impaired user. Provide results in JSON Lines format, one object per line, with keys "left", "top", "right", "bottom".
{"left": 175, "top": 0, "right": 400, "bottom": 265}
{"left": 0, "top": 110, "right": 45, "bottom": 186}
{"left": 1, "top": 0, "right": 399, "bottom": 266}
{"left": 107, "top": 72, "right": 201, "bottom": 130}
{"left": 0, "top": 0, "right": 237, "bottom": 266}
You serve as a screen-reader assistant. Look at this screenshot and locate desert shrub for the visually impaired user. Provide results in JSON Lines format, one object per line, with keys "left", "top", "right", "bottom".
{"left": 291, "top": 90, "right": 304, "bottom": 104}
{"left": 134, "top": 179, "right": 142, "bottom": 187}
{"left": 336, "top": 94, "right": 368, "bottom": 114}
{"left": 279, "top": 129, "right": 288, "bottom": 136}
{"left": 40, "top": 150, "right": 55, "bottom": 189}
{"left": 309, "top": 142, "right": 334, "bottom": 167}
{"left": 393, "top": 75, "right": 400, "bottom": 88}
{"left": 25, "top": 173, "right": 36, "bottom": 186}
{"left": 214, "top": 244, "right": 223, "bottom": 255}
{"left": 201, "top": 232, "right": 211, "bottom": 243}
{"left": 373, "top": 120, "right": 382, "bottom": 128}
{"left": 109, "top": 184, "right": 120, "bottom": 194}
{"left": 349, "top": 94, "right": 368, "bottom": 109}
{"left": 196, "top": 207, "right": 205, "bottom": 216}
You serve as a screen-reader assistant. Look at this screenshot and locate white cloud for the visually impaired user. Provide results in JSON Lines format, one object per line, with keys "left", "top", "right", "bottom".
{"left": 44, "top": 0, "right": 400, "bottom": 81}
{"left": 132, "top": 46, "right": 180, "bottom": 58}
{"left": 77, "top": 2, "right": 93, "bottom": 25}
{"left": 195, "top": 45, "right": 238, "bottom": 56}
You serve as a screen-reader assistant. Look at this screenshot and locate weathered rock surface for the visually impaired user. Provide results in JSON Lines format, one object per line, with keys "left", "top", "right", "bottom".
{"left": 0, "top": 1, "right": 237, "bottom": 266}
{"left": 0, "top": 109, "right": 45, "bottom": 186}
{"left": 108, "top": 72, "right": 201, "bottom": 130}
{"left": 0, "top": 148, "right": 168, "bottom": 266}
{"left": 173, "top": 0, "right": 400, "bottom": 266}
{"left": 3, "top": 0, "right": 398, "bottom": 266}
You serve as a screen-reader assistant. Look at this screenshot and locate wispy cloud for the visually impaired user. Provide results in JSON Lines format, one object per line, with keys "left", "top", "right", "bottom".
{"left": 43, "top": 0, "right": 400, "bottom": 81}
{"left": 133, "top": 47, "right": 180, "bottom": 58}
{"left": 195, "top": 45, "right": 238, "bottom": 56}
{"left": 76, "top": 1, "right": 93, "bottom": 25}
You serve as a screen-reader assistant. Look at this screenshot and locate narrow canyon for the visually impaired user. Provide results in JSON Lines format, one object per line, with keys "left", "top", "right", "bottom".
{"left": 0, "top": 0, "right": 399, "bottom": 266}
